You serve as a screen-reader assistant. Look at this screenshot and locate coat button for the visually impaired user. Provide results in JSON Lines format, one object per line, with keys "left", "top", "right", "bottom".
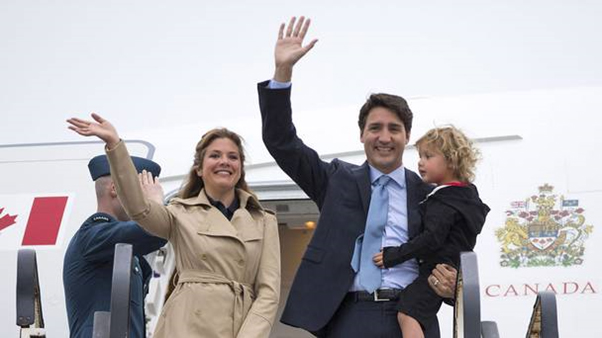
{"left": 201, "top": 254, "right": 208, "bottom": 260}
{"left": 237, "top": 259, "right": 245, "bottom": 266}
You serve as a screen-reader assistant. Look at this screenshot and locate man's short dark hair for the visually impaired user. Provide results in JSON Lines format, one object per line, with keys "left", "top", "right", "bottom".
{"left": 358, "top": 93, "right": 413, "bottom": 135}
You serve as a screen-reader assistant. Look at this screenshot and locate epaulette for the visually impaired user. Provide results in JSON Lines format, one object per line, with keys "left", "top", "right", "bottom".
{"left": 264, "top": 209, "right": 276, "bottom": 216}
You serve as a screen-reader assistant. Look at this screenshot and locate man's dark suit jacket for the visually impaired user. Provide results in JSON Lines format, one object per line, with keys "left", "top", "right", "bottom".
{"left": 258, "top": 81, "right": 438, "bottom": 335}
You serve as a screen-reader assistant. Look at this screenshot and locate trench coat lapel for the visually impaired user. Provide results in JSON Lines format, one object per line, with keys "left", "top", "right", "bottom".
{"left": 231, "top": 190, "right": 264, "bottom": 242}
{"left": 173, "top": 189, "right": 264, "bottom": 241}
{"left": 173, "top": 189, "right": 239, "bottom": 239}
{"left": 199, "top": 208, "right": 240, "bottom": 238}
{"left": 231, "top": 209, "right": 263, "bottom": 242}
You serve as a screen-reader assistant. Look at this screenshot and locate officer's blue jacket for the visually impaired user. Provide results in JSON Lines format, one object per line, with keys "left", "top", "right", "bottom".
{"left": 63, "top": 212, "right": 167, "bottom": 338}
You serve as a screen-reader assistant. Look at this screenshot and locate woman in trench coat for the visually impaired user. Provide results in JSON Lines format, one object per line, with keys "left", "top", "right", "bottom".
{"left": 67, "top": 113, "right": 280, "bottom": 338}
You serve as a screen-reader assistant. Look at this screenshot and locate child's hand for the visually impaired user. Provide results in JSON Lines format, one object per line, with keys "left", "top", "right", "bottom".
{"left": 373, "top": 251, "right": 384, "bottom": 268}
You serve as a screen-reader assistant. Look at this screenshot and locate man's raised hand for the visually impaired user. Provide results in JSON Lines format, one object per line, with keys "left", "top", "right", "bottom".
{"left": 273, "top": 16, "right": 318, "bottom": 82}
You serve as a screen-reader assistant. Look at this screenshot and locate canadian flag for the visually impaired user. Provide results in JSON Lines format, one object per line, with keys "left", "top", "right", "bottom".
{"left": 0, "top": 208, "right": 18, "bottom": 231}
{"left": 0, "top": 195, "right": 70, "bottom": 247}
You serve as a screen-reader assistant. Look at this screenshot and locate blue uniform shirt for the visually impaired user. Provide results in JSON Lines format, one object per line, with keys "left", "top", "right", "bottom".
{"left": 63, "top": 212, "right": 166, "bottom": 338}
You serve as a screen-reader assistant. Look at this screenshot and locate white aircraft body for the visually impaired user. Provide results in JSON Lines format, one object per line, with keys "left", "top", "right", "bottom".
{"left": 1, "top": 85, "right": 600, "bottom": 337}
{"left": 3, "top": 2, "right": 602, "bottom": 337}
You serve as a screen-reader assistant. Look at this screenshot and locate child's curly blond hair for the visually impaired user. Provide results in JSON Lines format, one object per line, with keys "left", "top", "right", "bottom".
{"left": 415, "top": 125, "right": 480, "bottom": 183}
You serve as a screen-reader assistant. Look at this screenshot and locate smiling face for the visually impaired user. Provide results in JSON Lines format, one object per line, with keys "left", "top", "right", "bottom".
{"left": 360, "top": 107, "right": 410, "bottom": 174}
{"left": 196, "top": 137, "right": 242, "bottom": 195}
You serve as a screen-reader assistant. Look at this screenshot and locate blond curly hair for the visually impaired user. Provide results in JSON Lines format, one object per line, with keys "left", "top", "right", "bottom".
{"left": 415, "top": 125, "right": 480, "bottom": 183}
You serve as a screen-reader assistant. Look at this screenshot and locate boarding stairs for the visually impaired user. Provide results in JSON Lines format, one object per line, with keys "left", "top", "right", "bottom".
{"left": 453, "top": 251, "right": 559, "bottom": 338}
{"left": 16, "top": 248, "right": 560, "bottom": 337}
{"left": 16, "top": 244, "right": 137, "bottom": 338}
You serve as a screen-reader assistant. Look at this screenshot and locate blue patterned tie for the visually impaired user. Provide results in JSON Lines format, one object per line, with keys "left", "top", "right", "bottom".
{"left": 351, "top": 175, "right": 391, "bottom": 293}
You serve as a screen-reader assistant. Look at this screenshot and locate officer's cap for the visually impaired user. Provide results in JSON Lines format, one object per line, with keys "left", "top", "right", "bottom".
{"left": 88, "top": 155, "right": 161, "bottom": 181}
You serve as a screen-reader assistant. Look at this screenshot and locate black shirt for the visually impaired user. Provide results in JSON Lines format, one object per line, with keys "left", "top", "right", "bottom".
{"left": 206, "top": 193, "right": 240, "bottom": 220}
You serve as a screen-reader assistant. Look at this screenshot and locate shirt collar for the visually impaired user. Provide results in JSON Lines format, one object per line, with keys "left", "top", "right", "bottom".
{"left": 205, "top": 192, "right": 240, "bottom": 221}
{"left": 368, "top": 164, "right": 406, "bottom": 188}
{"left": 205, "top": 193, "right": 240, "bottom": 213}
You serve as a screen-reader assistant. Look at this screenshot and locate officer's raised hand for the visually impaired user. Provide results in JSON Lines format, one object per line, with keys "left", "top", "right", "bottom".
{"left": 139, "top": 170, "right": 164, "bottom": 205}
{"left": 273, "top": 16, "right": 318, "bottom": 82}
{"left": 67, "top": 113, "right": 121, "bottom": 149}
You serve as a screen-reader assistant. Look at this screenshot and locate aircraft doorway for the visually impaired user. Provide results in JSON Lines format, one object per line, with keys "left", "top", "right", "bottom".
{"left": 260, "top": 199, "right": 319, "bottom": 338}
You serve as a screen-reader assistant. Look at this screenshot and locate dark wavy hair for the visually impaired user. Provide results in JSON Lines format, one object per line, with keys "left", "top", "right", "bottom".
{"left": 358, "top": 93, "right": 413, "bottom": 135}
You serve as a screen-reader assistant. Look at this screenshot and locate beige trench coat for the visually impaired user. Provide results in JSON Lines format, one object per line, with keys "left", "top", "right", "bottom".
{"left": 106, "top": 141, "right": 280, "bottom": 338}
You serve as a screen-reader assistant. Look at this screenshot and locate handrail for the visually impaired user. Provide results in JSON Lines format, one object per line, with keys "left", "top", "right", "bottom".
{"left": 16, "top": 249, "right": 46, "bottom": 337}
{"left": 93, "top": 312, "right": 110, "bottom": 338}
{"left": 453, "top": 251, "right": 481, "bottom": 338}
{"left": 92, "top": 243, "right": 133, "bottom": 338}
{"left": 481, "top": 321, "right": 500, "bottom": 338}
{"left": 16, "top": 249, "right": 45, "bottom": 329}
{"left": 525, "top": 291, "right": 559, "bottom": 338}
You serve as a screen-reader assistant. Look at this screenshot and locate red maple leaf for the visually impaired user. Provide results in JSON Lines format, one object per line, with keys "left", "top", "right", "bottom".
{"left": 0, "top": 207, "right": 18, "bottom": 231}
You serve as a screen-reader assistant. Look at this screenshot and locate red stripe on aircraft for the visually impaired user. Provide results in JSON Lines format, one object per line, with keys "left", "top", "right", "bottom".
{"left": 21, "top": 196, "right": 68, "bottom": 246}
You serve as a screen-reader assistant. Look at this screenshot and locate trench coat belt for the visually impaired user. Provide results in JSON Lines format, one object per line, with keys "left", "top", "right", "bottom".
{"left": 178, "top": 270, "right": 255, "bottom": 333}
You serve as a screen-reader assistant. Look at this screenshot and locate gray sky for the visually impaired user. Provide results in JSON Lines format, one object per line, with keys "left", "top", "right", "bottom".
{"left": 2, "top": 1, "right": 601, "bottom": 148}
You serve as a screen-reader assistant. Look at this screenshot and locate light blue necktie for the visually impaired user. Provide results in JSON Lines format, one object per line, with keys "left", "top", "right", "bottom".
{"left": 351, "top": 175, "right": 391, "bottom": 293}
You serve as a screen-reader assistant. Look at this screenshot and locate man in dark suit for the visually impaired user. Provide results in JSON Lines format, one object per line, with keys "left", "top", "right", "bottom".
{"left": 63, "top": 155, "right": 167, "bottom": 338}
{"left": 258, "top": 17, "right": 457, "bottom": 337}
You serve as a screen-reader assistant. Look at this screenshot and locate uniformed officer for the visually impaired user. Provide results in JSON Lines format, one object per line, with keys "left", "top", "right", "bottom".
{"left": 63, "top": 155, "right": 167, "bottom": 338}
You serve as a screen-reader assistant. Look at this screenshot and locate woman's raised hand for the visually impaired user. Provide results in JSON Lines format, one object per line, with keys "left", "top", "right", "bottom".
{"left": 67, "top": 113, "right": 121, "bottom": 149}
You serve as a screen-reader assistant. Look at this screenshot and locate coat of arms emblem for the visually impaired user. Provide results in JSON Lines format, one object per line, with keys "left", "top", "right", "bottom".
{"left": 495, "top": 184, "right": 593, "bottom": 268}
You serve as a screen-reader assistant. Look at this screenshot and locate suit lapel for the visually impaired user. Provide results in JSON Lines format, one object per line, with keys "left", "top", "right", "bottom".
{"left": 405, "top": 168, "right": 425, "bottom": 239}
{"left": 352, "top": 162, "right": 372, "bottom": 215}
